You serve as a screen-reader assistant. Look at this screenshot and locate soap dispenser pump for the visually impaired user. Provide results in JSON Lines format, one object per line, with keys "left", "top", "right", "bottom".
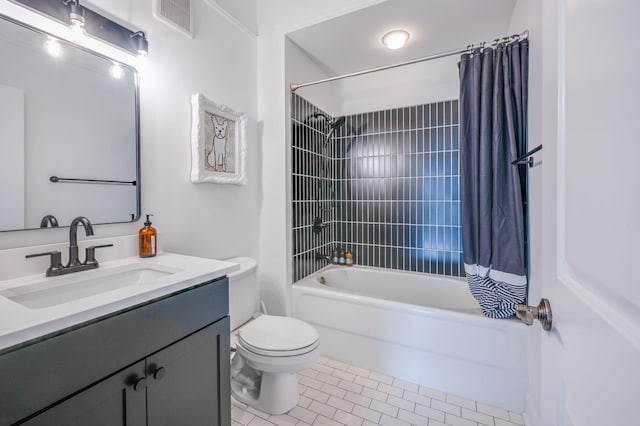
{"left": 139, "top": 214, "right": 157, "bottom": 258}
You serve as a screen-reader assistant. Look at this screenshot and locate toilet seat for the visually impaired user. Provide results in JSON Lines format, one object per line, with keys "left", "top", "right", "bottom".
{"left": 237, "top": 315, "right": 319, "bottom": 357}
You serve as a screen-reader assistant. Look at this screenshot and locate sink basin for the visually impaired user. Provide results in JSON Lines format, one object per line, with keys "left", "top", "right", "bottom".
{"left": 0, "top": 263, "right": 180, "bottom": 309}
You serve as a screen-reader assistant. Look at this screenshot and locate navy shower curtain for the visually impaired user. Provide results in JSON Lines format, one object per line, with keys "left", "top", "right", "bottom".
{"left": 459, "top": 39, "right": 529, "bottom": 318}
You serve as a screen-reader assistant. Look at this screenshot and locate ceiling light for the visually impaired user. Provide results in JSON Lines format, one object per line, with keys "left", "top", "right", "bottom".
{"left": 43, "top": 37, "right": 63, "bottom": 58}
{"left": 110, "top": 62, "right": 124, "bottom": 79}
{"left": 382, "top": 30, "right": 410, "bottom": 50}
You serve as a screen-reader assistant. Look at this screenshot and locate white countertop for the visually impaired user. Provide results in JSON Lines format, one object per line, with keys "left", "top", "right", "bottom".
{"left": 0, "top": 252, "right": 239, "bottom": 353}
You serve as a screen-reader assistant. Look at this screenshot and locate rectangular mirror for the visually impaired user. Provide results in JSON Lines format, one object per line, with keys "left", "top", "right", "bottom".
{"left": 0, "top": 13, "right": 140, "bottom": 232}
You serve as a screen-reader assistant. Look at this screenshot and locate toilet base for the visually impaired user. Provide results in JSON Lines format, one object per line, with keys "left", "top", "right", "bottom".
{"left": 231, "top": 370, "right": 299, "bottom": 415}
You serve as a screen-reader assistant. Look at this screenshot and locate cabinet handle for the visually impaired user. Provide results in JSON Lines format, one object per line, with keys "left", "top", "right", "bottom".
{"left": 153, "top": 367, "right": 166, "bottom": 380}
{"left": 133, "top": 376, "right": 147, "bottom": 391}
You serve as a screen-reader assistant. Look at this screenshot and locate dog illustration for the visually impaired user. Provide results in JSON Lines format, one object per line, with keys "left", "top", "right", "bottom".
{"left": 207, "top": 116, "right": 229, "bottom": 171}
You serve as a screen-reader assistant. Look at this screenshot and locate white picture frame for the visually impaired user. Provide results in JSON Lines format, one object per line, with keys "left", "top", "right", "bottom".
{"left": 190, "top": 93, "right": 247, "bottom": 184}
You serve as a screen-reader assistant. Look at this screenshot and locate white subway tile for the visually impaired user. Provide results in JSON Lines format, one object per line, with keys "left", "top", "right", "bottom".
{"left": 344, "top": 391, "right": 372, "bottom": 408}
{"left": 316, "top": 372, "right": 341, "bottom": 386}
{"left": 494, "top": 419, "right": 520, "bottom": 426}
{"left": 461, "top": 408, "right": 494, "bottom": 426}
{"left": 369, "top": 371, "right": 394, "bottom": 385}
{"left": 445, "top": 413, "right": 478, "bottom": 426}
{"left": 352, "top": 405, "right": 381, "bottom": 423}
{"left": 326, "top": 359, "right": 349, "bottom": 371}
{"left": 476, "top": 403, "right": 510, "bottom": 421}
{"left": 299, "top": 368, "right": 320, "bottom": 379}
{"left": 370, "top": 400, "right": 399, "bottom": 417}
{"left": 268, "top": 414, "right": 298, "bottom": 426}
{"left": 338, "top": 380, "right": 364, "bottom": 394}
{"left": 332, "top": 369, "right": 356, "bottom": 382}
{"left": 446, "top": 394, "right": 477, "bottom": 410}
{"left": 392, "top": 378, "right": 419, "bottom": 393}
{"left": 231, "top": 406, "right": 255, "bottom": 425}
{"left": 418, "top": 385, "right": 446, "bottom": 401}
{"left": 431, "top": 399, "right": 461, "bottom": 416}
{"left": 289, "top": 406, "right": 318, "bottom": 424}
{"left": 387, "top": 394, "right": 415, "bottom": 412}
{"left": 298, "top": 395, "right": 313, "bottom": 409}
{"left": 308, "top": 401, "right": 337, "bottom": 419}
{"left": 247, "top": 417, "right": 276, "bottom": 426}
{"left": 378, "top": 383, "right": 404, "bottom": 398}
{"left": 347, "top": 365, "right": 371, "bottom": 377}
{"left": 397, "top": 409, "right": 430, "bottom": 426}
{"left": 379, "top": 414, "right": 411, "bottom": 426}
{"left": 414, "top": 404, "right": 445, "bottom": 423}
{"left": 402, "top": 390, "right": 431, "bottom": 407}
{"left": 321, "top": 383, "right": 347, "bottom": 399}
{"left": 312, "top": 364, "right": 335, "bottom": 375}
{"left": 333, "top": 409, "right": 364, "bottom": 426}
{"left": 362, "top": 387, "right": 388, "bottom": 402}
{"left": 305, "top": 388, "right": 331, "bottom": 404}
{"left": 313, "top": 415, "right": 342, "bottom": 426}
{"left": 300, "top": 376, "right": 325, "bottom": 391}
{"left": 354, "top": 375, "right": 379, "bottom": 390}
{"left": 326, "top": 395, "right": 355, "bottom": 413}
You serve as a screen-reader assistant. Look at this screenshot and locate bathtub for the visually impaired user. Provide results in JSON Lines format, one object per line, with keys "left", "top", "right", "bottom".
{"left": 291, "top": 265, "right": 528, "bottom": 412}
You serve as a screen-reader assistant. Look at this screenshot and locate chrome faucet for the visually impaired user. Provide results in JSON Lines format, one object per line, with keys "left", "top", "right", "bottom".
{"left": 40, "top": 214, "right": 59, "bottom": 228}
{"left": 26, "top": 216, "right": 113, "bottom": 277}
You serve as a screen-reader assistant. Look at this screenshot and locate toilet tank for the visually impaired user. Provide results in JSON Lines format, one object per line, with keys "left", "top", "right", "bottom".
{"left": 226, "top": 257, "right": 258, "bottom": 331}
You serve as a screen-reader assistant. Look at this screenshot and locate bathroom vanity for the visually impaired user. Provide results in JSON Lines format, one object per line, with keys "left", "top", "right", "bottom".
{"left": 0, "top": 253, "right": 237, "bottom": 426}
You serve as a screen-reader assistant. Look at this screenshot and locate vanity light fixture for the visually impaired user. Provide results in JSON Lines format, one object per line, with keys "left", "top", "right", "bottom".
{"left": 130, "top": 31, "right": 149, "bottom": 58}
{"left": 43, "top": 36, "right": 63, "bottom": 58}
{"left": 382, "top": 30, "right": 410, "bottom": 50}
{"left": 12, "top": 0, "right": 151, "bottom": 58}
{"left": 63, "top": 0, "right": 87, "bottom": 37}
{"left": 110, "top": 62, "right": 124, "bottom": 79}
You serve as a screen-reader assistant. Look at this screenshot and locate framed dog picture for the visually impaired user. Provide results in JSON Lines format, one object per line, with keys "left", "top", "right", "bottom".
{"left": 190, "top": 93, "right": 248, "bottom": 184}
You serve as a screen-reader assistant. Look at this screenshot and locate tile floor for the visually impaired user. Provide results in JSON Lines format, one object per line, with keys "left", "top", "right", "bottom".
{"left": 231, "top": 356, "right": 525, "bottom": 426}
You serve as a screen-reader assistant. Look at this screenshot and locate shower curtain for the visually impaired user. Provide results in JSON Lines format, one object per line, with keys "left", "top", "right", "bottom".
{"left": 459, "top": 39, "right": 529, "bottom": 319}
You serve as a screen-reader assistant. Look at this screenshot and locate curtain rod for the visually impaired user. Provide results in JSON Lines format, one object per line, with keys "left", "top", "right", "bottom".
{"left": 290, "top": 30, "right": 529, "bottom": 92}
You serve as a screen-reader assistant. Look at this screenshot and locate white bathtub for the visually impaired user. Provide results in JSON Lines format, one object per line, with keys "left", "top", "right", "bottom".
{"left": 292, "top": 265, "right": 528, "bottom": 412}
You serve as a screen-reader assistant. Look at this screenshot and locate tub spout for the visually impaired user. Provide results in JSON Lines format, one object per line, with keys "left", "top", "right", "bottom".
{"left": 314, "top": 252, "right": 331, "bottom": 262}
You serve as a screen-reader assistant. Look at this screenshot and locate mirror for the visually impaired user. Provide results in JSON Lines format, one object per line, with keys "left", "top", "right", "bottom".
{"left": 0, "top": 14, "right": 139, "bottom": 232}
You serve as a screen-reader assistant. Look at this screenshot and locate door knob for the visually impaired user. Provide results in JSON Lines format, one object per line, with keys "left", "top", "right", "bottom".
{"left": 516, "top": 298, "right": 553, "bottom": 331}
{"left": 132, "top": 376, "right": 147, "bottom": 391}
{"left": 153, "top": 367, "right": 166, "bottom": 380}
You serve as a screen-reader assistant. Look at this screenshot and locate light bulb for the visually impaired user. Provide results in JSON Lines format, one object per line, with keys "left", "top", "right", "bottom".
{"left": 382, "top": 30, "right": 410, "bottom": 50}
{"left": 43, "top": 37, "right": 63, "bottom": 58}
{"left": 110, "top": 63, "right": 124, "bottom": 79}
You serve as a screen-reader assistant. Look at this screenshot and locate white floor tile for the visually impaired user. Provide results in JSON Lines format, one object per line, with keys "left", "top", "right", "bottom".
{"left": 234, "top": 356, "right": 526, "bottom": 426}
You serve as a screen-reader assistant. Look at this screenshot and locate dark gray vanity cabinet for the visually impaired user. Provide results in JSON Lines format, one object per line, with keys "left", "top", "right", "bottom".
{"left": 0, "top": 277, "right": 231, "bottom": 426}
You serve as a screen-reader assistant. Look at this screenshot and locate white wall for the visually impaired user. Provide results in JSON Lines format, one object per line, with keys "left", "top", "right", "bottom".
{"left": 337, "top": 55, "right": 459, "bottom": 115}
{"left": 0, "top": 1, "right": 259, "bottom": 267}
{"left": 507, "top": 0, "right": 543, "bottom": 424}
{"left": 256, "top": 0, "right": 387, "bottom": 315}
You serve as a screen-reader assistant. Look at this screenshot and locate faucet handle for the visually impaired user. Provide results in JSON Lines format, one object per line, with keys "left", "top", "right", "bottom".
{"left": 84, "top": 244, "right": 113, "bottom": 267}
{"left": 26, "top": 251, "right": 64, "bottom": 277}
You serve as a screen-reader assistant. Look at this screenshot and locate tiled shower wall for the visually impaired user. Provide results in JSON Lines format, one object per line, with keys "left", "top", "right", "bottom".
{"left": 291, "top": 94, "right": 336, "bottom": 282}
{"left": 291, "top": 94, "right": 462, "bottom": 282}
{"left": 335, "top": 100, "right": 462, "bottom": 277}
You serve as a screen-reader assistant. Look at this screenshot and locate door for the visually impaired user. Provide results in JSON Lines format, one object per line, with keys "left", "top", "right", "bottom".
{"left": 23, "top": 361, "right": 146, "bottom": 426}
{"left": 540, "top": 0, "right": 640, "bottom": 425}
{"left": 146, "top": 317, "right": 231, "bottom": 426}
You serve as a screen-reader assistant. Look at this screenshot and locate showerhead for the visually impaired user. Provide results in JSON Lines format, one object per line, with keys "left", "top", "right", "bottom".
{"left": 330, "top": 116, "right": 345, "bottom": 129}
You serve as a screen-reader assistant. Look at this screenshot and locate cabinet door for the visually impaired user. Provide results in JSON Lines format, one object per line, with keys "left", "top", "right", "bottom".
{"left": 22, "top": 361, "right": 146, "bottom": 426}
{"left": 146, "top": 317, "right": 230, "bottom": 426}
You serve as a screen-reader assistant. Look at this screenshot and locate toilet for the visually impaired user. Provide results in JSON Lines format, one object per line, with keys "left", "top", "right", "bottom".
{"left": 226, "top": 257, "right": 320, "bottom": 415}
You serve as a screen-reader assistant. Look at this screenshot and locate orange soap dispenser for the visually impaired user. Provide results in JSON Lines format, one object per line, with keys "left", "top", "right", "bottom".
{"left": 138, "top": 214, "right": 157, "bottom": 258}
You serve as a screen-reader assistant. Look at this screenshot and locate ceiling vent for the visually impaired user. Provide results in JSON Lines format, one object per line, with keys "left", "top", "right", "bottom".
{"left": 153, "top": 0, "right": 193, "bottom": 38}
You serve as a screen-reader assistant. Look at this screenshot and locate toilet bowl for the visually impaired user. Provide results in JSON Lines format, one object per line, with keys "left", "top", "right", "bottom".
{"left": 226, "top": 257, "right": 320, "bottom": 415}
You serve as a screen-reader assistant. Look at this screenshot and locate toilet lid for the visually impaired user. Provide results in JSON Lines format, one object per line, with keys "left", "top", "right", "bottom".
{"left": 238, "top": 315, "right": 319, "bottom": 353}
